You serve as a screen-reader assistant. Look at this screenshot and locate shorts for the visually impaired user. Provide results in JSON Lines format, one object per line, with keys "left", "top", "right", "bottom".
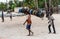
{"left": 26, "top": 24, "right": 31, "bottom": 30}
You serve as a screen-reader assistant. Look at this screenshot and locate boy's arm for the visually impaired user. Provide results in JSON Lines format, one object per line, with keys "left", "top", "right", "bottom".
{"left": 48, "top": 20, "right": 51, "bottom": 23}
{"left": 23, "top": 20, "right": 27, "bottom": 25}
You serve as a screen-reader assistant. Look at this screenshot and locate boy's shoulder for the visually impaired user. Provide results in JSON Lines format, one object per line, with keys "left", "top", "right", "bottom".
{"left": 50, "top": 16, "right": 55, "bottom": 20}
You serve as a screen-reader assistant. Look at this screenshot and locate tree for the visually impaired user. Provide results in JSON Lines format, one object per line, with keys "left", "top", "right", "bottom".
{"left": 0, "top": 2, "right": 7, "bottom": 11}
{"left": 38, "top": 0, "right": 45, "bottom": 8}
{"left": 14, "top": 0, "right": 22, "bottom": 7}
{"left": 24, "top": 0, "right": 35, "bottom": 8}
{"left": 9, "top": 1, "right": 16, "bottom": 11}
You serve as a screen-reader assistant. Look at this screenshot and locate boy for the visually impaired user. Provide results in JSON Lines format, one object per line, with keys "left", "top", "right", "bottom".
{"left": 10, "top": 13, "right": 12, "bottom": 21}
{"left": 2, "top": 11, "right": 4, "bottom": 22}
{"left": 23, "top": 13, "right": 33, "bottom": 36}
{"left": 48, "top": 14, "right": 56, "bottom": 34}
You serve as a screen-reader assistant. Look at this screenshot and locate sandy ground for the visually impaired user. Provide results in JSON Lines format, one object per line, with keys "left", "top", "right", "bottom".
{"left": 0, "top": 14, "right": 60, "bottom": 39}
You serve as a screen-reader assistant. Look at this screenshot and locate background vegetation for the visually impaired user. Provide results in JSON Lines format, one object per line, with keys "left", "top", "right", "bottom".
{"left": 0, "top": 0, "right": 60, "bottom": 11}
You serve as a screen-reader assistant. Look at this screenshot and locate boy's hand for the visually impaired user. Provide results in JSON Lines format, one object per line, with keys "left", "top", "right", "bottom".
{"left": 23, "top": 23, "right": 25, "bottom": 25}
{"left": 23, "top": 20, "right": 26, "bottom": 25}
{"left": 48, "top": 21, "right": 49, "bottom": 23}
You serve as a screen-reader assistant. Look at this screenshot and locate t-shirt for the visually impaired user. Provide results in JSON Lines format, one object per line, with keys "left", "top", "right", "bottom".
{"left": 48, "top": 15, "right": 54, "bottom": 25}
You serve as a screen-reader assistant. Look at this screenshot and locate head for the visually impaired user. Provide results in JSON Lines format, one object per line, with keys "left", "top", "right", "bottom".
{"left": 28, "top": 13, "right": 31, "bottom": 15}
{"left": 28, "top": 13, "right": 31, "bottom": 19}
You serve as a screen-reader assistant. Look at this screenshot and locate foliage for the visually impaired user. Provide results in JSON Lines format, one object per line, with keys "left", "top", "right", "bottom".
{"left": 0, "top": 2, "right": 7, "bottom": 11}
{"left": 14, "top": 0, "right": 22, "bottom": 7}
{"left": 0, "top": 0, "right": 60, "bottom": 11}
{"left": 38, "top": 0, "right": 45, "bottom": 8}
{"left": 24, "top": 0, "right": 35, "bottom": 8}
{"left": 9, "top": 1, "right": 16, "bottom": 11}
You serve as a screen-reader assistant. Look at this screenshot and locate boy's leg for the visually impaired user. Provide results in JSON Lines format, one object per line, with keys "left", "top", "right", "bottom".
{"left": 27, "top": 30, "right": 30, "bottom": 36}
{"left": 26, "top": 24, "right": 33, "bottom": 36}
{"left": 29, "top": 30, "right": 33, "bottom": 35}
{"left": 52, "top": 21, "right": 56, "bottom": 33}
{"left": 27, "top": 29, "right": 33, "bottom": 36}
{"left": 11, "top": 16, "right": 12, "bottom": 20}
{"left": 48, "top": 24, "right": 51, "bottom": 33}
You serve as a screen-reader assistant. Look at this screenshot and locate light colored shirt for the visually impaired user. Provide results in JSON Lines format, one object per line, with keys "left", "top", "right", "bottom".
{"left": 48, "top": 15, "right": 54, "bottom": 25}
